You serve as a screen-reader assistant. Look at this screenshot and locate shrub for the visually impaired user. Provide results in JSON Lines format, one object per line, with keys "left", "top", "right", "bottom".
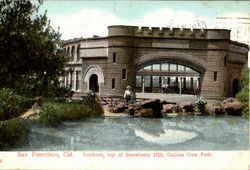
{"left": 59, "top": 97, "right": 104, "bottom": 121}
{"left": 195, "top": 98, "right": 207, "bottom": 114}
{"left": 0, "top": 118, "right": 27, "bottom": 149}
{"left": 39, "top": 102, "right": 62, "bottom": 127}
{"left": 236, "top": 68, "right": 249, "bottom": 119}
{"left": 0, "top": 88, "right": 35, "bottom": 121}
{"left": 39, "top": 96, "right": 104, "bottom": 126}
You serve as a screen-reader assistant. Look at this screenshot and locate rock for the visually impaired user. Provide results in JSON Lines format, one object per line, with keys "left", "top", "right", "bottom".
{"left": 224, "top": 102, "right": 243, "bottom": 116}
{"left": 139, "top": 99, "right": 162, "bottom": 109}
{"left": 222, "top": 98, "right": 237, "bottom": 106}
{"left": 31, "top": 102, "right": 42, "bottom": 113}
{"left": 127, "top": 99, "right": 163, "bottom": 118}
{"left": 107, "top": 104, "right": 128, "bottom": 113}
{"left": 116, "top": 103, "right": 128, "bottom": 113}
{"left": 206, "top": 104, "right": 225, "bottom": 115}
{"left": 178, "top": 101, "right": 195, "bottom": 112}
{"left": 162, "top": 104, "right": 174, "bottom": 114}
{"left": 172, "top": 105, "right": 182, "bottom": 113}
{"left": 161, "top": 100, "right": 176, "bottom": 105}
{"left": 127, "top": 105, "right": 141, "bottom": 115}
{"left": 134, "top": 108, "right": 153, "bottom": 118}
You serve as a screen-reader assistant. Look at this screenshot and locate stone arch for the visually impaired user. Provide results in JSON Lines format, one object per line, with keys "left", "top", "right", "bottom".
{"left": 83, "top": 65, "right": 104, "bottom": 93}
{"left": 134, "top": 52, "right": 207, "bottom": 74}
{"left": 230, "top": 71, "right": 241, "bottom": 97}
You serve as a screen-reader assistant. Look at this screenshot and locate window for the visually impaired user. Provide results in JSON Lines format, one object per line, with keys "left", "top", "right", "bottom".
{"left": 161, "top": 63, "right": 169, "bottom": 71}
{"left": 76, "top": 71, "right": 81, "bottom": 90}
{"left": 162, "top": 76, "right": 168, "bottom": 85}
{"left": 143, "top": 65, "right": 152, "bottom": 70}
{"left": 136, "top": 76, "right": 142, "bottom": 87}
{"left": 71, "top": 46, "right": 75, "bottom": 61}
{"left": 214, "top": 72, "right": 217, "bottom": 81}
{"left": 224, "top": 56, "right": 227, "bottom": 67}
{"left": 144, "top": 76, "right": 151, "bottom": 87}
{"left": 170, "top": 64, "right": 177, "bottom": 71}
{"left": 67, "top": 47, "right": 70, "bottom": 60}
{"left": 186, "top": 77, "right": 191, "bottom": 89}
{"left": 178, "top": 65, "right": 185, "bottom": 71}
{"left": 112, "top": 79, "right": 115, "bottom": 89}
{"left": 152, "top": 76, "right": 160, "bottom": 87}
{"left": 71, "top": 72, "right": 74, "bottom": 90}
{"left": 152, "top": 64, "right": 160, "bottom": 70}
{"left": 185, "top": 67, "right": 191, "bottom": 71}
{"left": 122, "top": 69, "right": 126, "bottom": 79}
{"left": 193, "top": 77, "right": 199, "bottom": 89}
{"left": 113, "top": 53, "right": 116, "bottom": 63}
{"left": 170, "top": 77, "right": 176, "bottom": 86}
{"left": 77, "top": 45, "right": 81, "bottom": 61}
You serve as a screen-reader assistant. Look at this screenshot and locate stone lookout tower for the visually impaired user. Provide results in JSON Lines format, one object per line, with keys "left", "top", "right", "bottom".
{"left": 62, "top": 25, "right": 249, "bottom": 99}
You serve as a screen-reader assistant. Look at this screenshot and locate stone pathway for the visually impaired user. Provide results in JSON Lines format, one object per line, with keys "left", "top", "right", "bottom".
{"left": 136, "top": 93, "right": 198, "bottom": 103}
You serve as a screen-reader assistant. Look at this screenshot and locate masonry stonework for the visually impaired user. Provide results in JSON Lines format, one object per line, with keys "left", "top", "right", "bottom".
{"left": 62, "top": 25, "right": 248, "bottom": 99}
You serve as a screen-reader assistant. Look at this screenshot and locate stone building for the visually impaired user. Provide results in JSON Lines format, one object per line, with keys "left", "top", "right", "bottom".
{"left": 62, "top": 25, "right": 249, "bottom": 99}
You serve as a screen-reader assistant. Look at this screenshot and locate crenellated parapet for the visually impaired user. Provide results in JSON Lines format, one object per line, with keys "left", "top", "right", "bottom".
{"left": 108, "top": 25, "right": 230, "bottom": 40}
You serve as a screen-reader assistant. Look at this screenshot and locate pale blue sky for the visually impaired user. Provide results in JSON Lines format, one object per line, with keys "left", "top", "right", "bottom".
{"left": 37, "top": 1, "right": 250, "bottom": 39}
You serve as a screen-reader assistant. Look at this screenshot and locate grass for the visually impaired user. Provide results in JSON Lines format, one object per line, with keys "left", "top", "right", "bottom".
{"left": 39, "top": 97, "right": 104, "bottom": 126}
{"left": 0, "top": 118, "right": 27, "bottom": 149}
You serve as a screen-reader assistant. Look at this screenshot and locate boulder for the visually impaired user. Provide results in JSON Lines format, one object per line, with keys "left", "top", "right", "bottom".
{"left": 162, "top": 104, "right": 174, "bottom": 114}
{"left": 134, "top": 108, "right": 154, "bottom": 118}
{"left": 134, "top": 99, "right": 163, "bottom": 118}
{"left": 107, "top": 104, "right": 128, "bottom": 113}
{"left": 206, "top": 103, "right": 225, "bottom": 115}
{"left": 223, "top": 102, "right": 243, "bottom": 116}
{"left": 172, "top": 105, "right": 182, "bottom": 113}
{"left": 127, "top": 104, "right": 141, "bottom": 115}
{"left": 221, "top": 98, "right": 237, "bottom": 106}
{"left": 178, "top": 101, "right": 195, "bottom": 112}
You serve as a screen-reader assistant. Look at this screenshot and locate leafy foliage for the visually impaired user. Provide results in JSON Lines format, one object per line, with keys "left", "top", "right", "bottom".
{"left": 195, "top": 97, "right": 207, "bottom": 114}
{"left": 39, "top": 102, "right": 62, "bottom": 127}
{"left": 0, "top": 88, "right": 35, "bottom": 121}
{"left": 39, "top": 96, "right": 104, "bottom": 126}
{"left": 0, "top": 0, "right": 67, "bottom": 97}
{"left": 0, "top": 118, "right": 27, "bottom": 149}
{"left": 236, "top": 68, "right": 249, "bottom": 119}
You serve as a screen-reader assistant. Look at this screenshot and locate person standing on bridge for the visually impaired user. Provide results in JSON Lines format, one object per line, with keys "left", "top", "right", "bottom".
{"left": 124, "top": 86, "right": 133, "bottom": 103}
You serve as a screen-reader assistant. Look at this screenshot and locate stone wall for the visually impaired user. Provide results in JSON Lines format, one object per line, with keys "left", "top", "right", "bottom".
{"left": 62, "top": 25, "right": 248, "bottom": 99}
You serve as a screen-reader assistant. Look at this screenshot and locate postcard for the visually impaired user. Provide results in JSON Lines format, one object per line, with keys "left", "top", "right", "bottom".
{"left": 0, "top": 0, "right": 249, "bottom": 169}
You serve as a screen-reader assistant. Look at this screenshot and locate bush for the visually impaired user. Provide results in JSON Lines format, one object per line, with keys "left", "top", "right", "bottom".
{"left": 236, "top": 68, "right": 249, "bottom": 119}
{"left": 39, "top": 102, "right": 62, "bottom": 127}
{"left": 0, "top": 118, "right": 27, "bottom": 149}
{"left": 195, "top": 98, "right": 207, "bottom": 114}
{"left": 0, "top": 88, "right": 35, "bottom": 121}
{"left": 60, "top": 97, "right": 104, "bottom": 121}
{"left": 39, "top": 96, "right": 104, "bottom": 126}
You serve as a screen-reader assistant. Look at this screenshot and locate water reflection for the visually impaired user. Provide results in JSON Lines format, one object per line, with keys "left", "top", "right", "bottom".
{"left": 6, "top": 116, "right": 249, "bottom": 151}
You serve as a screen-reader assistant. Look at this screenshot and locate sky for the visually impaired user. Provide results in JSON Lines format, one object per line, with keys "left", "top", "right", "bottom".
{"left": 38, "top": 1, "right": 250, "bottom": 40}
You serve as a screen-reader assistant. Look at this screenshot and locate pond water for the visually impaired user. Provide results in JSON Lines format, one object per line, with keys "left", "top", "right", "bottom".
{"left": 9, "top": 115, "right": 249, "bottom": 151}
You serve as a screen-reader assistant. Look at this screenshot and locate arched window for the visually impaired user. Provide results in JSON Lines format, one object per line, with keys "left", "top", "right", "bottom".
{"left": 67, "top": 47, "right": 70, "bottom": 60}
{"left": 77, "top": 45, "right": 81, "bottom": 61}
{"left": 71, "top": 46, "right": 75, "bottom": 61}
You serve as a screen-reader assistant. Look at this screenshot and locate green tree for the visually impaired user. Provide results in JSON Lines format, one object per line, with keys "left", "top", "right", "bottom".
{"left": 0, "top": 0, "right": 67, "bottom": 97}
{"left": 236, "top": 68, "right": 249, "bottom": 119}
